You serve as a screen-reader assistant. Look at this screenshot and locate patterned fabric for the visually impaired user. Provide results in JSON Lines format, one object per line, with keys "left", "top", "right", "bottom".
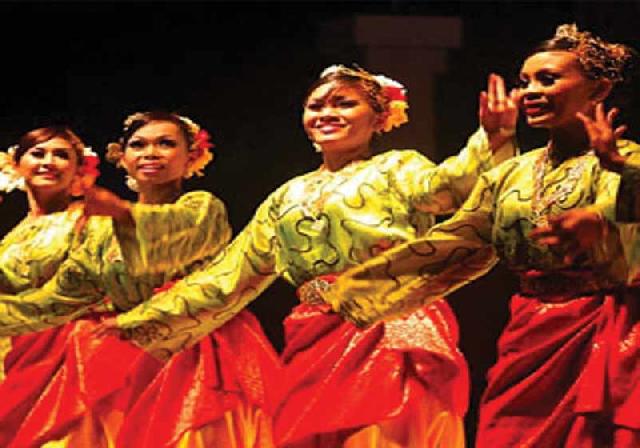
{"left": 325, "top": 140, "right": 640, "bottom": 326}
{"left": 113, "top": 128, "right": 514, "bottom": 355}
{"left": 616, "top": 154, "right": 640, "bottom": 223}
{"left": 0, "top": 191, "right": 232, "bottom": 447}
{"left": 273, "top": 284, "right": 467, "bottom": 447}
{"left": 0, "top": 191, "right": 231, "bottom": 336}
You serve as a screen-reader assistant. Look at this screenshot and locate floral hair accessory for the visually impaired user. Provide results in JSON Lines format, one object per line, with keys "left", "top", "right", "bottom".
{"left": 319, "top": 64, "right": 409, "bottom": 133}
{"left": 186, "top": 127, "right": 214, "bottom": 178}
{"left": 0, "top": 146, "right": 25, "bottom": 193}
{"left": 107, "top": 112, "right": 215, "bottom": 179}
{"left": 551, "top": 23, "right": 634, "bottom": 84}
{"left": 372, "top": 74, "right": 409, "bottom": 132}
{"left": 70, "top": 146, "right": 101, "bottom": 196}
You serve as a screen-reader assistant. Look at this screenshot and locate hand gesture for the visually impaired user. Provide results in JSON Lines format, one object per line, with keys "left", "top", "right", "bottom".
{"left": 84, "top": 186, "right": 133, "bottom": 225}
{"left": 577, "top": 103, "right": 628, "bottom": 173}
{"left": 479, "top": 73, "right": 519, "bottom": 146}
{"left": 529, "top": 209, "right": 607, "bottom": 265}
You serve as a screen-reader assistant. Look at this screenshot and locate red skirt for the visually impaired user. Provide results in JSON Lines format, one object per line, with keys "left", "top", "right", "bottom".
{"left": 116, "top": 309, "right": 280, "bottom": 448}
{"left": 0, "top": 313, "right": 163, "bottom": 448}
{"left": 477, "top": 278, "right": 640, "bottom": 447}
{"left": 274, "top": 278, "right": 469, "bottom": 447}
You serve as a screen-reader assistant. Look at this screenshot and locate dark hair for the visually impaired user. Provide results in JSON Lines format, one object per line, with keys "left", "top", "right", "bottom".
{"left": 528, "top": 24, "right": 636, "bottom": 85}
{"left": 304, "top": 68, "right": 388, "bottom": 115}
{"left": 121, "top": 111, "right": 194, "bottom": 148}
{"left": 13, "top": 126, "right": 85, "bottom": 163}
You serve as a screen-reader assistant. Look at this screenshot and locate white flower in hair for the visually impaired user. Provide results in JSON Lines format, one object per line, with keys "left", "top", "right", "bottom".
{"left": 320, "top": 64, "right": 348, "bottom": 78}
{"left": 373, "top": 74, "right": 405, "bottom": 90}
{"left": 0, "top": 147, "right": 25, "bottom": 193}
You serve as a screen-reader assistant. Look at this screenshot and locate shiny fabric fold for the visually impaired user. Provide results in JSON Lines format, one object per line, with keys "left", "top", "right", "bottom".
{"left": 477, "top": 277, "right": 640, "bottom": 447}
{"left": 117, "top": 309, "right": 279, "bottom": 448}
{"left": 0, "top": 313, "right": 163, "bottom": 448}
{"left": 274, "top": 276, "right": 468, "bottom": 447}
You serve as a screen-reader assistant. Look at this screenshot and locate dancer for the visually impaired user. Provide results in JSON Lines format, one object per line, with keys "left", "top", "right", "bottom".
{"left": 0, "top": 112, "right": 231, "bottom": 447}
{"left": 0, "top": 126, "right": 101, "bottom": 445}
{"left": 323, "top": 24, "right": 640, "bottom": 447}
{"left": 102, "top": 64, "right": 517, "bottom": 447}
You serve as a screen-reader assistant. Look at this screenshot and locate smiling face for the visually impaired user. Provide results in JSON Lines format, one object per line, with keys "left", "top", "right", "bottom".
{"left": 120, "top": 120, "right": 193, "bottom": 189}
{"left": 17, "top": 137, "right": 80, "bottom": 196}
{"left": 303, "top": 81, "right": 383, "bottom": 154}
{"left": 517, "top": 50, "right": 606, "bottom": 129}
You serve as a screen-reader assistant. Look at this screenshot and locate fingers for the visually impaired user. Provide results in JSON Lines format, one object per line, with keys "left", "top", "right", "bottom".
{"left": 606, "top": 106, "right": 619, "bottom": 124}
{"left": 614, "top": 125, "right": 627, "bottom": 139}
{"left": 479, "top": 91, "right": 488, "bottom": 118}
{"left": 487, "top": 73, "right": 507, "bottom": 111}
{"left": 495, "top": 74, "right": 506, "bottom": 104}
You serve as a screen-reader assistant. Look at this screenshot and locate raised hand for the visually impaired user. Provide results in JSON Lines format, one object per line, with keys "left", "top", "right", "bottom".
{"left": 479, "top": 73, "right": 519, "bottom": 150}
{"left": 577, "top": 103, "right": 628, "bottom": 173}
{"left": 529, "top": 209, "right": 607, "bottom": 265}
{"left": 83, "top": 186, "right": 133, "bottom": 225}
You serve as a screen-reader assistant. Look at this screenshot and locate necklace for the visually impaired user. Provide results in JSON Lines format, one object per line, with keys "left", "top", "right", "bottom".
{"left": 298, "top": 161, "right": 365, "bottom": 230}
{"left": 530, "top": 146, "right": 594, "bottom": 227}
{"left": 299, "top": 169, "right": 342, "bottom": 218}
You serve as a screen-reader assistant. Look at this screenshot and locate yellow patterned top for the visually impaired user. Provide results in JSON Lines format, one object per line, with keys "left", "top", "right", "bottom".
{"left": 112, "top": 128, "right": 515, "bottom": 356}
{"left": 0, "top": 206, "right": 84, "bottom": 381}
{"left": 0, "top": 191, "right": 231, "bottom": 340}
{"left": 324, "top": 140, "right": 640, "bottom": 327}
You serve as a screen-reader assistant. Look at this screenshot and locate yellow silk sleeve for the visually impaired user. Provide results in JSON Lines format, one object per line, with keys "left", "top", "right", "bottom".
{"left": 114, "top": 191, "right": 281, "bottom": 359}
{"left": 325, "top": 172, "right": 499, "bottom": 327}
{"left": 116, "top": 191, "right": 231, "bottom": 276}
{"left": 616, "top": 145, "right": 640, "bottom": 223}
{"left": 391, "top": 127, "right": 516, "bottom": 215}
{"left": 0, "top": 217, "right": 109, "bottom": 335}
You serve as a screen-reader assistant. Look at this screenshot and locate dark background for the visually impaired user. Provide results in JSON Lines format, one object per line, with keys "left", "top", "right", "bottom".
{"left": 1, "top": 1, "right": 639, "bottom": 443}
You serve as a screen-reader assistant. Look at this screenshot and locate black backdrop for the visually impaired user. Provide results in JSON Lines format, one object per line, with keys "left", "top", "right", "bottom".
{"left": 1, "top": 1, "right": 639, "bottom": 442}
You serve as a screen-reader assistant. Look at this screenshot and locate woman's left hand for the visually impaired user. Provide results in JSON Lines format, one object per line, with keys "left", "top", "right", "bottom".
{"left": 479, "top": 73, "right": 519, "bottom": 150}
{"left": 577, "top": 103, "right": 628, "bottom": 173}
{"left": 529, "top": 209, "right": 607, "bottom": 264}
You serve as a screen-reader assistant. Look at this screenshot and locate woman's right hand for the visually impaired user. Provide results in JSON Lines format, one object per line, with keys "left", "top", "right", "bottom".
{"left": 479, "top": 73, "right": 519, "bottom": 151}
{"left": 83, "top": 186, "right": 134, "bottom": 225}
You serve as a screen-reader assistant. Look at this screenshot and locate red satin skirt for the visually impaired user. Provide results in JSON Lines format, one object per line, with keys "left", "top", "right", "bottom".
{"left": 477, "top": 277, "right": 640, "bottom": 447}
{"left": 274, "top": 278, "right": 469, "bottom": 447}
{"left": 0, "top": 313, "right": 163, "bottom": 448}
{"left": 116, "top": 309, "right": 280, "bottom": 448}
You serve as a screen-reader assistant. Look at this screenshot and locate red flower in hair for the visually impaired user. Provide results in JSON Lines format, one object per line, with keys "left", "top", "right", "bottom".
{"left": 383, "top": 85, "right": 406, "bottom": 102}
{"left": 194, "top": 129, "right": 214, "bottom": 151}
{"left": 81, "top": 154, "right": 101, "bottom": 178}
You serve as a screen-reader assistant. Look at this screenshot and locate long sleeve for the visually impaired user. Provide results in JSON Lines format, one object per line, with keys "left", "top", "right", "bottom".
{"left": 0, "top": 217, "right": 109, "bottom": 335}
{"left": 114, "top": 191, "right": 282, "bottom": 358}
{"left": 616, "top": 151, "right": 640, "bottom": 223}
{"left": 325, "top": 172, "right": 500, "bottom": 327}
{"left": 391, "top": 127, "right": 515, "bottom": 216}
{"left": 116, "top": 191, "right": 231, "bottom": 276}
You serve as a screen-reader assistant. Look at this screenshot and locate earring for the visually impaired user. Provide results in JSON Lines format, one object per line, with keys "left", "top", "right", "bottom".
{"left": 312, "top": 142, "right": 323, "bottom": 153}
{"left": 125, "top": 175, "right": 140, "bottom": 192}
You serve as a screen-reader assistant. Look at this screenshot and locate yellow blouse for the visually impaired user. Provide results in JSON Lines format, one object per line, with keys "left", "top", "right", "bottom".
{"left": 112, "top": 128, "right": 515, "bottom": 356}
{"left": 0, "top": 191, "right": 231, "bottom": 339}
{"left": 324, "top": 141, "right": 640, "bottom": 327}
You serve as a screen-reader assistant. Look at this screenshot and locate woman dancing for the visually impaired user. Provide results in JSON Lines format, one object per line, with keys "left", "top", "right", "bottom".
{"left": 0, "top": 112, "right": 232, "bottom": 447}
{"left": 102, "top": 64, "right": 517, "bottom": 447}
{"left": 323, "top": 24, "right": 640, "bottom": 447}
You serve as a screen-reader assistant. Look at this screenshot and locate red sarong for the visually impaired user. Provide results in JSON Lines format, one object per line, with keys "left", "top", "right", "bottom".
{"left": 0, "top": 312, "right": 163, "bottom": 448}
{"left": 274, "top": 275, "right": 469, "bottom": 447}
{"left": 477, "top": 272, "right": 640, "bottom": 447}
{"left": 116, "top": 309, "right": 280, "bottom": 448}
